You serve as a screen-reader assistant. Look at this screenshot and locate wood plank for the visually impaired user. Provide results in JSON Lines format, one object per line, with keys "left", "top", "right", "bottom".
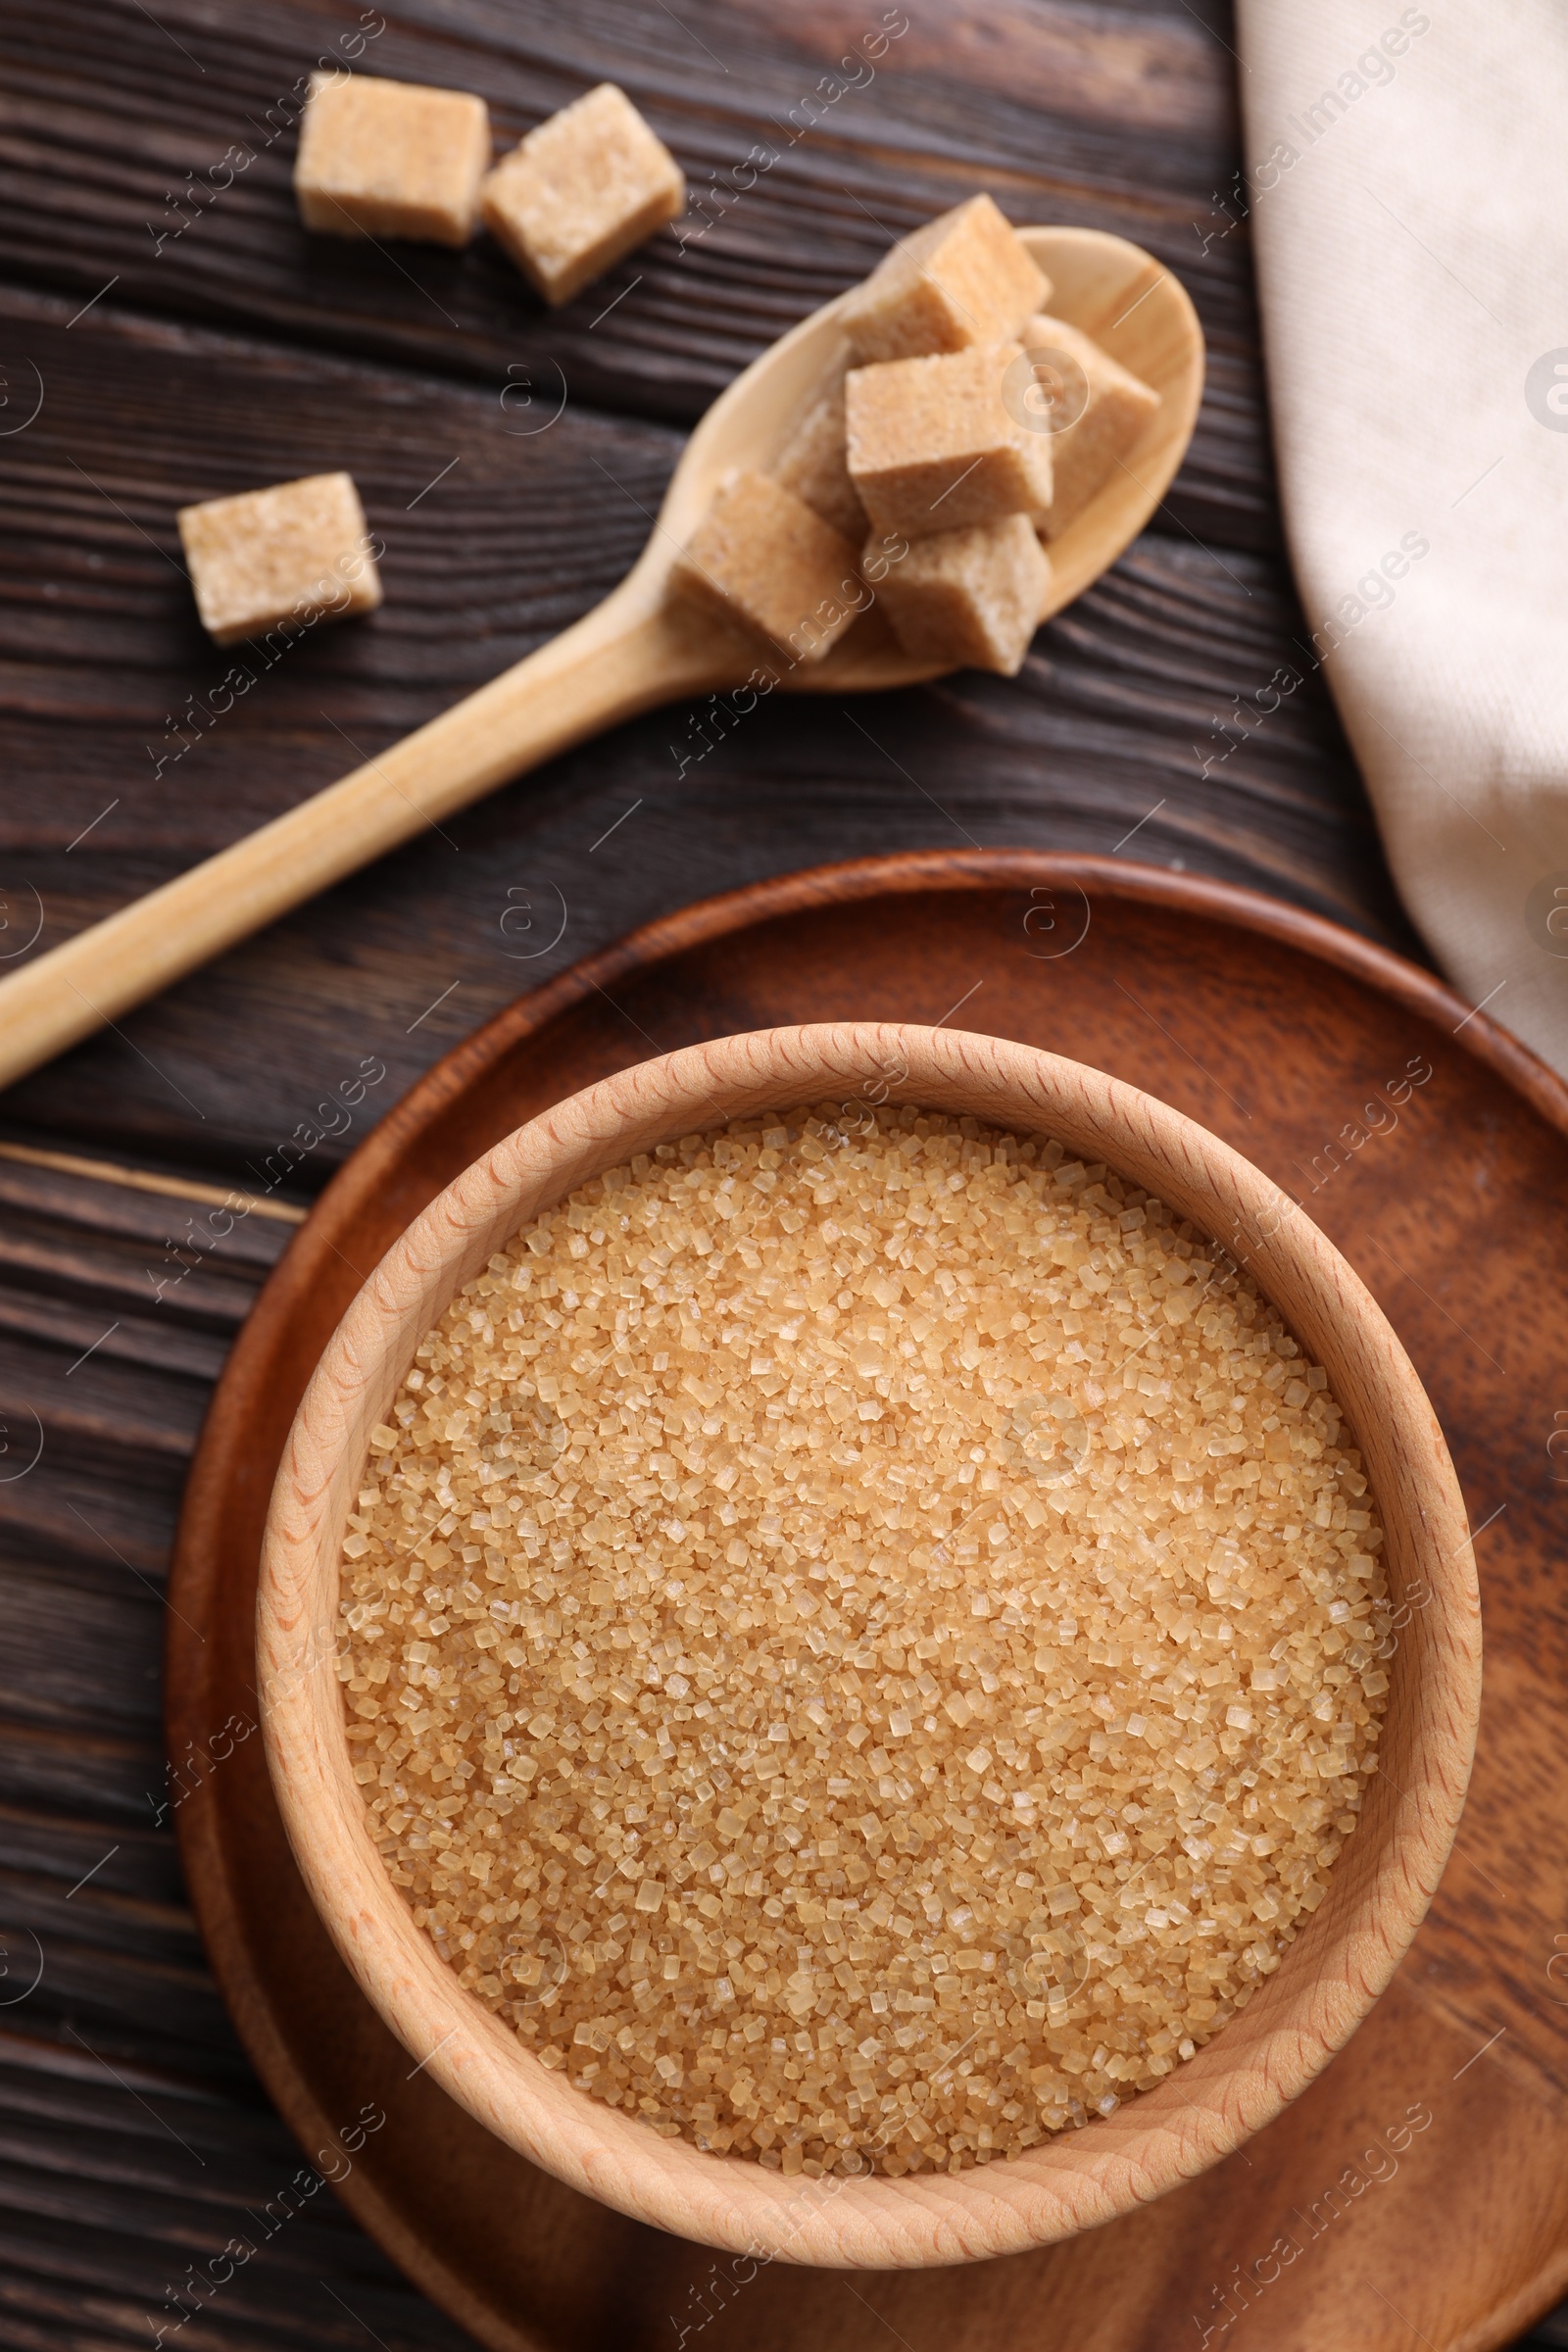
{"left": 0, "top": 1154, "right": 299, "bottom": 1262}
{"left": 0, "top": 2033, "right": 474, "bottom": 2344}
{"left": 0, "top": 0, "right": 1252, "bottom": 507}
{"left": 0, "top": 288, "right": 1408, "bottom": 1178}
{"left": 0, "top": 1723, "right": 168, "bottom": 1829}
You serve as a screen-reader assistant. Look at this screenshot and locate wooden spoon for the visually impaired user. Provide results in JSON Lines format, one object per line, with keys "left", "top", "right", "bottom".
{"left": 0, "top": 228, "right": 1201, "bottom": 1091}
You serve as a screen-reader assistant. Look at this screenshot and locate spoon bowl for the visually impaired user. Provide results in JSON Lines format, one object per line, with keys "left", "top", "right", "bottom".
{"left": 637, "top": 224, "right": 1204, "bottom": 692}
{"left": 0, "top": 227, "right": 1202, "bottom": 1090}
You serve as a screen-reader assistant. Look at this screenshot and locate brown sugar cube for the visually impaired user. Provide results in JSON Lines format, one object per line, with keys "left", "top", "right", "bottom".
{"left": 481, "top": 83, "right": 684, "bottom": 306}
{"left": 294, "top": 74, "right": 490, "bottom": 246}
{"left": 771, "top": 366, "right": 868, "bottom": 543}
{"left": 177, "top": 472, "right": 381, "bottom": 647}
{"left": 1019, "top": 316, "right": 1161, "bottom": 536}
{"left": 846, "top": 342, "right": 1053, "bottom": 542}
{"left": 670, "top": 472, "right": 860, "bottom": 663}
{"left": 839, "top": 194, "right": 1050, "bottom": 366}
{"left": 870, "top": 514, "right": 1050, "bottom": 676}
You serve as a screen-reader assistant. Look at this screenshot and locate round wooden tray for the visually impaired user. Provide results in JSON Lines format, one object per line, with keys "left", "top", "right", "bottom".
{"left": 169, "top": 852, "right": 1568, "bottom": 2352}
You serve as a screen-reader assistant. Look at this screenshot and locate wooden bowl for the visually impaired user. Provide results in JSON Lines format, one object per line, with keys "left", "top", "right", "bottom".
{"left": 257, "top": 1021, "right": 1481, "bottom": 2271}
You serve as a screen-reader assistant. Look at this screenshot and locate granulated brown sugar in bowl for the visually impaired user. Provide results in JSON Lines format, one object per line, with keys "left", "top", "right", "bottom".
{"left": 336, "top": 1103, "right": 1389, "bottom": 2181}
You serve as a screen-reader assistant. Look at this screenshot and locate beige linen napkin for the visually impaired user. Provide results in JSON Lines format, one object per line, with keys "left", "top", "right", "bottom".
{"left": 1237, "top": 0, "right": 1568, "bottom": 1074}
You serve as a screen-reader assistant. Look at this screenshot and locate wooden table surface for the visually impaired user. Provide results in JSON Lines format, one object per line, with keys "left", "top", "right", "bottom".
{"left": 0, "top": 3, "right": 1561, "bottom": 2348}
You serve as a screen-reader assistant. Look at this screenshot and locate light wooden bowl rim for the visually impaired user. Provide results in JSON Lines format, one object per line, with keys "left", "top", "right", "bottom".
{"left": 258, "top": 1022, "right": 1481, "bottom": 2270}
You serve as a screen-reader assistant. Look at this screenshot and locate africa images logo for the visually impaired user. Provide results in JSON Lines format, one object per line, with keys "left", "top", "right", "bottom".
{"left": 1525, "top": 349, "right": 1568, "bottom": 432}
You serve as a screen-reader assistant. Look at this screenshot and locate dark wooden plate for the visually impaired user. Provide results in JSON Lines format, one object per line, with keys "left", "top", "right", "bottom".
{"left": 168, "top": 852, "right": 1568, "bottom": 2352}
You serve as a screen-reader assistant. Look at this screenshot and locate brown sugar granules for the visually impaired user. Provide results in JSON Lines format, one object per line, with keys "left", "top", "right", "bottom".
{"left": 338, "top": 1106, "right": 1390, "bottom": 2179}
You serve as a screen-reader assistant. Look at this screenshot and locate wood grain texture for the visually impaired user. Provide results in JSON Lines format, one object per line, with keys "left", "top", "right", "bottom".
{"left": 176, "top": 856, "right": 1565, "bottom": 2346}
{"left": 0, "top": 0, "right": 1412, "bottom": 1180}
{"left": 0, "top": 224, "right": 1203, "bottom": 1089}
{"left": 0, "top": 264, "right": 1411, "bottom": 1176}
{"left": 256, "top": 1010, "right": 1479, "bottom": 2268}
{"left": 0, "top": 0, "right": 1560, "bottom": 2343}
{"left": 0, "top": 0, "right": 1246, "bottom": 444}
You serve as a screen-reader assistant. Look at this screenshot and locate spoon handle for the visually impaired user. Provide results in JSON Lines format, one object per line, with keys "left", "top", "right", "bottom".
{"left": 0, "top": 597, "right": 727, "bottom": 1094}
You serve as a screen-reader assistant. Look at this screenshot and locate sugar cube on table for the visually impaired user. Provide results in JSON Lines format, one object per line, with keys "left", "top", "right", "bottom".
{"left": 846, "top": 342, "right": 1053, "bottom": 541}
{"left": 670, "top": 472, "right": 860, "bottom": 664}
{"left": 839, "top": 194, "right": 1050, "bottom": 366}
{"left": 176, "top": 472, "right": 381, "bottom": 647}
{"left": 481, "top": 83, "right": 684, "bottom": 307}
{"left": 772, "top": 367, "right": 868, "bottom": 543}
{"left": 1018, "top": 315, "right": 1161, "bottom": 536}
{"left": 294, "top": 73, "right": 491, "bottom": 246}
{"left": 869, "top": 514, "right": 1050, "bottom": 676}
